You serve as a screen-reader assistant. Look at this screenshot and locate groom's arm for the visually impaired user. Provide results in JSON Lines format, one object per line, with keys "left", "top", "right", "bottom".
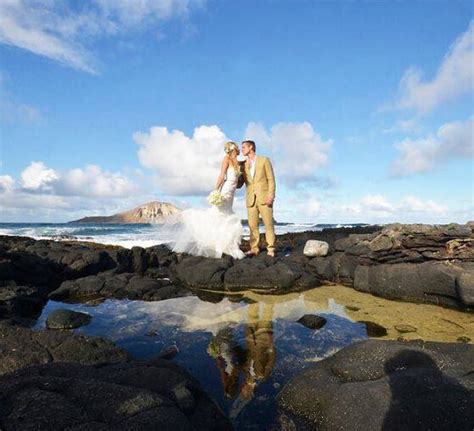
{"left": 236, "top": 161, "right": 246, "bottom": 189}
{"left": 264, "top": 158, "right": 276, "bottom": 205}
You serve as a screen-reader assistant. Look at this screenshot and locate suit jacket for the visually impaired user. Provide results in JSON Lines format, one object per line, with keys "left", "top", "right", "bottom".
{"left": 242, "top": 156, "right": 276, "bottom": 207}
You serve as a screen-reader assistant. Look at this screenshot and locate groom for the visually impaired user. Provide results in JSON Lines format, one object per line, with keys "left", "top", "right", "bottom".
{"left": 239, "top": 140, "right": 276, "bottom": 257}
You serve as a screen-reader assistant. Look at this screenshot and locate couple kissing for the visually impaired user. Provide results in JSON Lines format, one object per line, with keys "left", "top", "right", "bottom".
{"left": 172, "top": 139, "right": 276, "bottom": 259}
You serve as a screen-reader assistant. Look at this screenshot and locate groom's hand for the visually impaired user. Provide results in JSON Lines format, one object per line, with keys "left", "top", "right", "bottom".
{"left": 265, "top": 196, "right": 274, "bottom": 207}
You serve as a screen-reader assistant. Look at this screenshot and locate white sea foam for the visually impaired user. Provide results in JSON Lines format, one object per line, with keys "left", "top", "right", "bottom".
{"left": 0, "top": 222, "right": 363, "bottom": 249}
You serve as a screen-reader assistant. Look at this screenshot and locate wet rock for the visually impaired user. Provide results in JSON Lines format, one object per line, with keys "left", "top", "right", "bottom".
{"left": 0, "top": 322, "right": 129, "bottom": 376}
{"left": 158, "top": 345, "right": 179, "bottom": 360}
{"left": 278, "top": 339, "right": 474, "bottom": 431}
{"left": 146, "top": 330, "right": 158, "bottom": 336}
{"left": 335, "top": 253, "right": 360, "bottom": 282}
{"left": 0, "top": 285, "right": 48, "bottom": 320}
{"left": 303, "top": 240, "right": 329, "bottom": 257}
{"left": 359, "top": 321, "right": 387, "bottom": 337}
{"left": 353, "top": 261, "right": 470, "bottom": 309}
{"left": 0, "top": 355, "right": 231, "bottom": 430}
{"left": 394, "top": 324, "right": 417, "bottom": 333}
{"left": 46, "top": 309, "right": 92, "bottom": 329}
{"left": 194, "top": 290, "right": 225, "bottom": 303}
{"left": 224, "top": 258, "right": 301, "bottom": 292}
{"left": 61, "top": 249, "right": 117, "bottom": 278}
{"left": 131, "top": 246, "right": 147, "bottom": 273}
{"left": 307, "top": 253, "right": 359, "bottom": 284}
{"left": 48, "top": 274, "right": 106, "bottom": 300}
{"left": 307, "top": 256, "right": 334, "bottom": 280}
{"left": 172, "top": 382, "right": 195, "bottom": 413}
{"left": 2, "top": 222, "right": 473, "bottom": 310}
{"left": 297, "top": 314, "right": 327, "bottom": 330}
{"left": 48, "top": 271, "right": 188, "bottom": 302}
{"left": 456, "top": 264, "right": 474, "bottom": 305}
{"left": 173, "top": 256, "right": 233, "bottom": 289}
{"left": 146, "top": 244, "right": 178, "bottom": 268}
{"left": 0, "top": 248, "right": 61, "bottom": 288}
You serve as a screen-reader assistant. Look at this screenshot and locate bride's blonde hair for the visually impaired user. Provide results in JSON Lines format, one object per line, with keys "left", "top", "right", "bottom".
{"left": 224, "top": 141, "right": 238, "bottom": 155}
{"left": 224, "top": 141, "right": 240, "bottom": 174}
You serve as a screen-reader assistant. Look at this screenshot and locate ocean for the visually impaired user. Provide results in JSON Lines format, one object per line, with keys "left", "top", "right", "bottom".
{"left": 0, "top": 222, "right": 365, "bottom": 249}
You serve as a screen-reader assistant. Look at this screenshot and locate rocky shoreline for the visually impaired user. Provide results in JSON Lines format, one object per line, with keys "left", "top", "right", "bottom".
{"left": 0, "top": 223, "right": 473, "bottom": 429}
{"left": 3, "top": 222, "right": 473, "bottom": 320}
{"left": 0, "top": 320, "right": 231, "bottom": 430}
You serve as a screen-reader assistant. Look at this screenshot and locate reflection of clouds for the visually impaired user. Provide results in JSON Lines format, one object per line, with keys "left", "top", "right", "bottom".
{"left": 67, "top": 292, "right": 353, "bottom": 340}
{"left": 38, "top": 289, "right": 354, "bottom": 343}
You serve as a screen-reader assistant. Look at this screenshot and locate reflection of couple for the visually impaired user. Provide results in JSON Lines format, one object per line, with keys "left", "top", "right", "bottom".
{"left": 207, "top": 303, "right": 276, "bottom": 403}
{"left": 172, "top": 140, "right": 276, "bottom": 259}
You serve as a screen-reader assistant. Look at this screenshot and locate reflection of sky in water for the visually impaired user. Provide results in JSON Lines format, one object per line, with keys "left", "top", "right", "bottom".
{"left": 34, "top": 293, "right": 368, "bottom": 430}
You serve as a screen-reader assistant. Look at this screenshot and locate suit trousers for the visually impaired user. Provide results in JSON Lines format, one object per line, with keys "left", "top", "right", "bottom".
{"left": 247, "top": 202, "right": 276, "bottom": 252}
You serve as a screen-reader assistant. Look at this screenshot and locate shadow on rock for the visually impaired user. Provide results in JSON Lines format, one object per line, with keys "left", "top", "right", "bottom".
{"left": 383, "top": 350, "right": 474, "bottom": 431}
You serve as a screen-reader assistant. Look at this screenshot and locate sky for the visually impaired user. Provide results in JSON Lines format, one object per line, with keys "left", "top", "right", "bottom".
{"left": 0, "top": 0, "right": 473, "bottom": 224}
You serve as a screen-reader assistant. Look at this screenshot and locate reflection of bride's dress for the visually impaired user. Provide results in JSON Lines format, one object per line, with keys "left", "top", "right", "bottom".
{"left": 172, "top": 166, "right": 245, "bottom": 259}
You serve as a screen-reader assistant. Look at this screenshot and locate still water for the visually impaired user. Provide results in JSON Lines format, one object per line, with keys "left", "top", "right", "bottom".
{"left": 33, "top": 285, "right": 473, "bottom": 429}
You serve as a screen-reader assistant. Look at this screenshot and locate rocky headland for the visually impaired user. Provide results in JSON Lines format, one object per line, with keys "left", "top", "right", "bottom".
{"left": 0, "top": 222, "right": 473, "bottom": 430}
{"left": 69, "top": 200, "right": 181, "bottom": 224}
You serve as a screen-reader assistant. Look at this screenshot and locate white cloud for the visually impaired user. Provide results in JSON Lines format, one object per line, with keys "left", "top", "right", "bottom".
{"left": 96, "top": 0, "right": 198, "bottom": 26}
{"left": 336, "top": 194, "right": 448, "bottom": 221}
{"left": 390, "top": 118, "right": 473, "bottom": 177}
{"left": 269, "top": 191, "right": 454, "bottom": 224}
{"left": 0, "top": 0, "right": 204, "bottom": 74}
{"left": 0, "top": 0, "right": 98, "bottom": 73}
{"left": 134, "top": 125, "right": 227, "bottom": 195}
{"left": 0, "top": 175, "right": 15, "bottom": 192}
{"left": 133, "top": 121, "right": 334, "bottom": 196}
{"left": 307, "top": 197, "right": 322, "bottom": 215}
{"left": 359, "top": 194, "right": 393, "bottom": 212}
{"left": 387, "top": 21, "right": 474, "bottom": 114}
{"left": 9, "top": 160, "right": 139, "bottom": 199}
{"left": 244, "top": 121, "right": 332, "bottom": 186}
{"left": 0, "top": 161, "right": 153, "bottom": 221}
{"left": 2, "top": 192, "right": 69, "bottom": 210}
{"left": 57, "top": 165, "right": 138, "bottom": 197}
{"left": 398, "top": 196, "right": 447, "bottom": 214}
{"left": 21, "top": 161, "right": 59, "bottom": 191}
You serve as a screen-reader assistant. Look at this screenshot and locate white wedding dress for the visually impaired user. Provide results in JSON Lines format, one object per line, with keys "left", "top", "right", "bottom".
{"left": 171, "top": 166, "right": 245, "bottom": 259}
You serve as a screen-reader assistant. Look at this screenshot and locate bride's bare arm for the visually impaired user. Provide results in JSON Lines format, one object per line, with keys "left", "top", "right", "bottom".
{"left": 215, "top": 157, "right": 229, "bottom": 190}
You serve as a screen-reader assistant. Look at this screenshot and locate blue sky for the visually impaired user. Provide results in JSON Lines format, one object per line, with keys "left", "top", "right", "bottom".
{"left": 0, "top": 0, "right": 472, "bottom": 223}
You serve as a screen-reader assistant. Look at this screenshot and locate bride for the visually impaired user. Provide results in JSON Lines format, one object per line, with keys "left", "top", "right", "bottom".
{"left": 171, "top": 141, "right": 245, "bottom": 259}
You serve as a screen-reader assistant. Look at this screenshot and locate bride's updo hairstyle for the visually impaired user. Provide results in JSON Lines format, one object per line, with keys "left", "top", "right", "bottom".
{"left": 224, "top": 141, "right": 240, "bottom": 174}
{"left": 224, "top": 141, "right": 238, "bottom": 155}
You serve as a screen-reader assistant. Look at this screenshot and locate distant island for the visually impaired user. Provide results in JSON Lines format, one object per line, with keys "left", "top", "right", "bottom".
{"left": 68, "top": 201, "right": 181, "bottom": 224}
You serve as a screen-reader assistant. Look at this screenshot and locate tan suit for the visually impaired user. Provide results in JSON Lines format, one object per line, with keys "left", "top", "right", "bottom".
{"left": 242, "top": 156, "right": 276, "bottom": 253}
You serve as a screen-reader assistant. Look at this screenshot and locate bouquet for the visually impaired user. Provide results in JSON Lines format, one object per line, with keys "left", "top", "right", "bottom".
{"left": 207, "top": 189, "right": 223, "bottom": 207}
